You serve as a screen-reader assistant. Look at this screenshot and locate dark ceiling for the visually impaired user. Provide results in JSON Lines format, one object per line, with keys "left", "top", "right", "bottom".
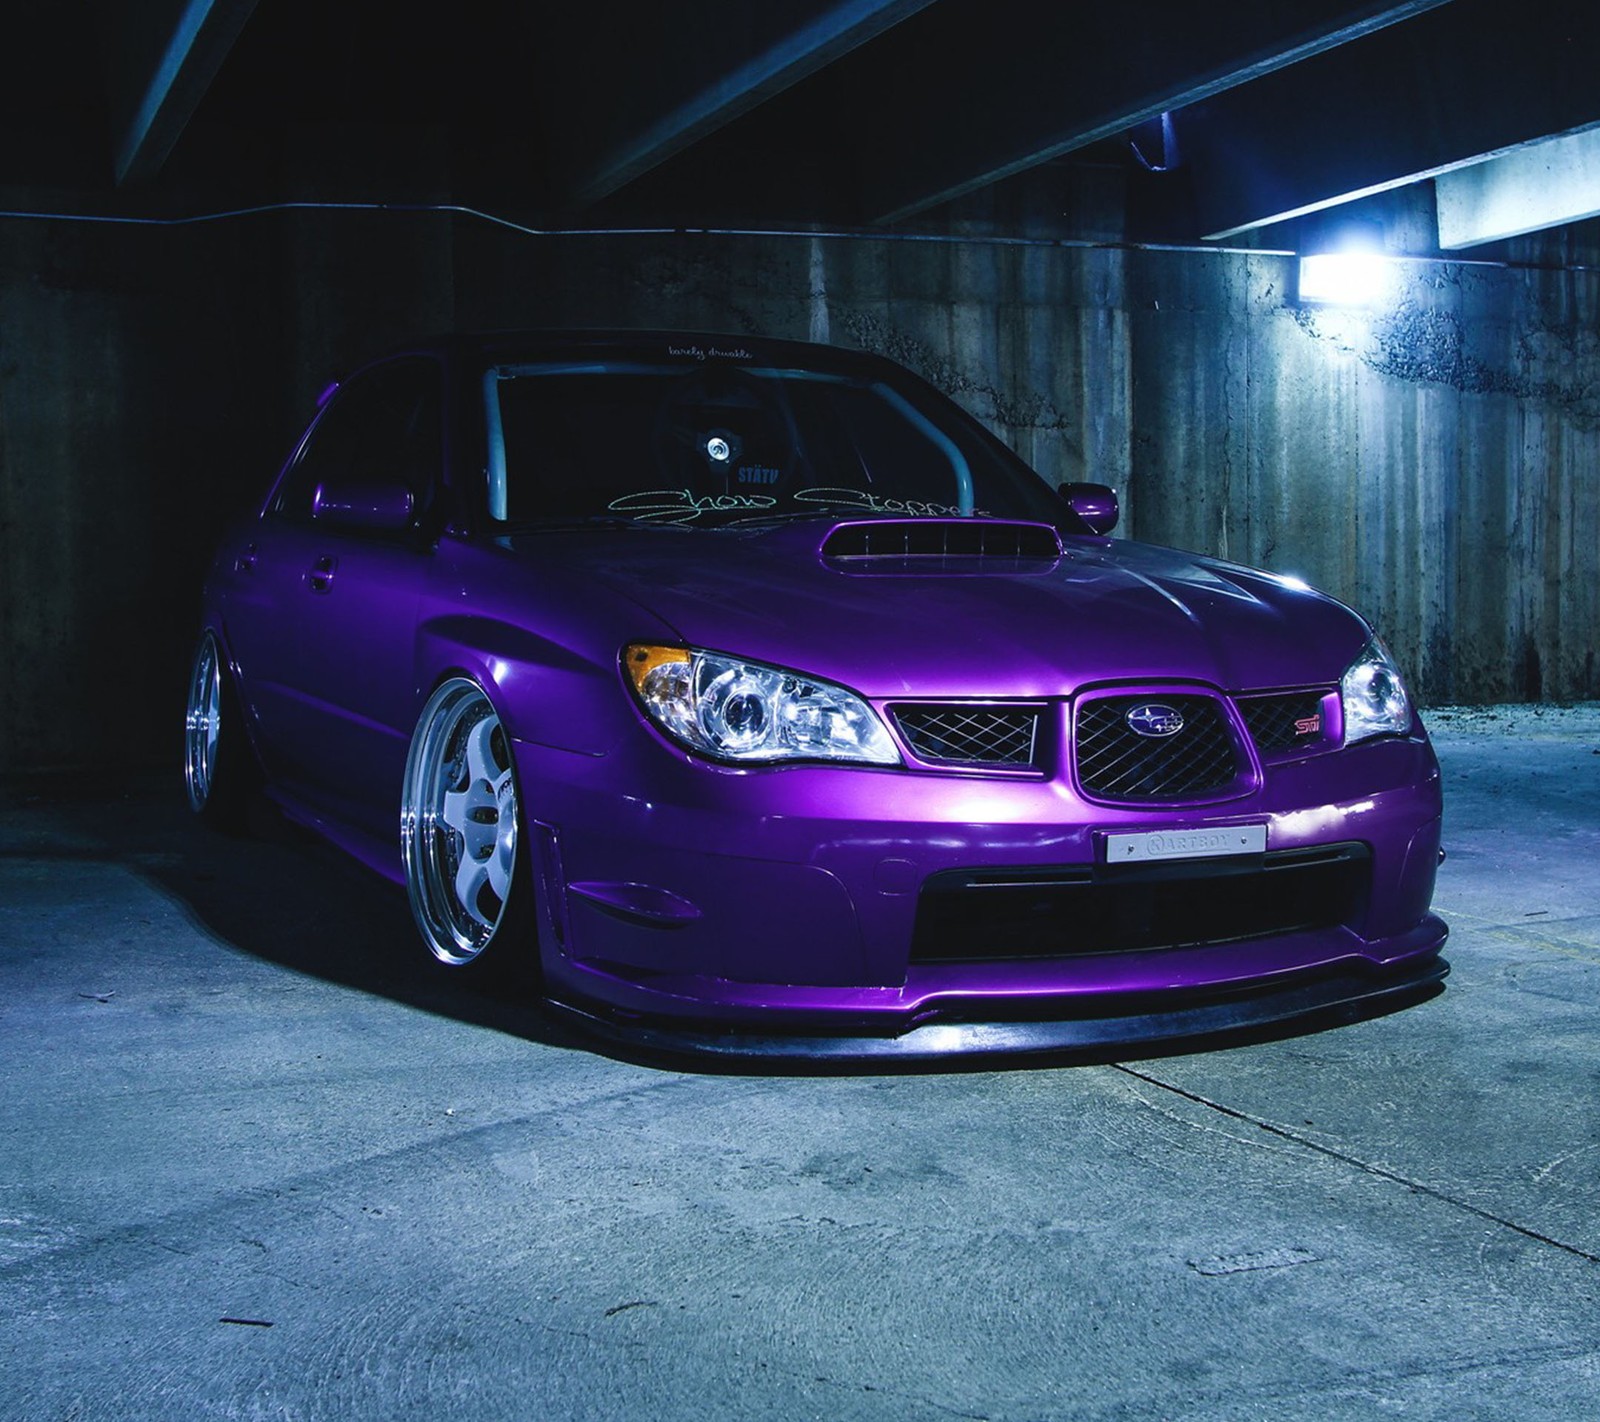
{"left": 6, "top": 0, "right": 1600, "bottom": 257}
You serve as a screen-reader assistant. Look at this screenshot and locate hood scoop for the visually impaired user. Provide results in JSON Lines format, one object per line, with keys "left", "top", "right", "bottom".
{"left": 819, "top": 519, "right": 1062, "bottom": 574}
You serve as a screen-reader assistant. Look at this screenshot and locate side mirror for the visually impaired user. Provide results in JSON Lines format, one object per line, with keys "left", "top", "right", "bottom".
{"left": 1059, "top": 481, "right": 1119, "bottom": 535}
{"left": 312, "top": 479, "right": 415, "bottom": 533}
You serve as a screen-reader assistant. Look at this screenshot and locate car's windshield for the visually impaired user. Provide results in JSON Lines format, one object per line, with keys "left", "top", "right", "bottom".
{"left": 485, "top": 362, "right": 1066, "bottom": 528}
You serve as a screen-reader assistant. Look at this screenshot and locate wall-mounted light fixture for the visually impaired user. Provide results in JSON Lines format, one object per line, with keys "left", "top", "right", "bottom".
{"left": 1295, "top": 220, "right": 1401, "bottom": 306}
{"left": 1297, "top": 247, "right": 1397, "bottom": 306}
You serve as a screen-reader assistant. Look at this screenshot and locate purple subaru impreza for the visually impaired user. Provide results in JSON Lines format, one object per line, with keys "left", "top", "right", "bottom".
{"left": 184, "top": 331, "right": 1447, "bottom": 1057}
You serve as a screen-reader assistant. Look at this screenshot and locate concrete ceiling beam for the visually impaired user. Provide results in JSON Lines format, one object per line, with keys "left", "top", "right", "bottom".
{"left": 1436, "top": 126, "right": 1600, "bottom": 249}
{"left": 853, "top": 0, "right": 1450, "bottom": 225}
{"left": 550, "top": 0, "right": 934, "bottom": 212}
{"left": 107, "top": 0, "right": 258, "bottom": 187}
{"left": 1187, "top": 0, "right": 1600, "bottom": 242}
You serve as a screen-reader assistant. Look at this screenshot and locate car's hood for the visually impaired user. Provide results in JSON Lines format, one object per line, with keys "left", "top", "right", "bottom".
{"left": 505, "top": 520, "right": 1371, "bottom": 698}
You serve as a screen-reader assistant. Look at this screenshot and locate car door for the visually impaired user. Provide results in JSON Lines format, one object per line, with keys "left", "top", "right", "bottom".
{"left": 225, "top": 357, "right": 443, "bottom": 842}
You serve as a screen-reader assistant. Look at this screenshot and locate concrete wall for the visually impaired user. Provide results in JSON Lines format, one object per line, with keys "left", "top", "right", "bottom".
{"left": 1, "top": 205, "right": 1596, "bottom": 771}
{"left": 1125, "top": 253, "right": 1600, "bottom": 705}
{"left": 0, "top": 217, "right": 279, "bottom": 775}
{"left": 449, "top": 222, "right": 1600, "bottom": 707}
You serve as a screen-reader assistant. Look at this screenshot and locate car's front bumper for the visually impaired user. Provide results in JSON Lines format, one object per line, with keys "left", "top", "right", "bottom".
{"left": 515, "top": 729, "right": 1447, "bottom": 1048}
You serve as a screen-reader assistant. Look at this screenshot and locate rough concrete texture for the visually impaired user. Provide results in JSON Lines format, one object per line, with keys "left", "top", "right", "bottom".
{"left": 449, "top": 221, "right": 1600, "bottom": 709}
{"left": 2, "top": 189, "right": 1599, "bottom": 760}
{"left": 2, "top": 706, "right": 1597, "bottom": 1420}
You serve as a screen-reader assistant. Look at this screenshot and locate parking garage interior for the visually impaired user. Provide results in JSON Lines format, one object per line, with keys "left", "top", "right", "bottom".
{"left": 2, "top": 3, "right": 1598, "bottom": 1418}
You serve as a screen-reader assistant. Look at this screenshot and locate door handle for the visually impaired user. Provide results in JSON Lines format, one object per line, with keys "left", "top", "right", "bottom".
{"left": 234, "top": 542, "right": 258, "bottom": 574}
{"left": 308, "top": 555, "right": 338, "bottom": 593}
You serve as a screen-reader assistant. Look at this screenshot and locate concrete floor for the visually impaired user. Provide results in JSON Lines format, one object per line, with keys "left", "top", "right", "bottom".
{"left": 2, "top": 705, "right": 1598, "bottom": 1421}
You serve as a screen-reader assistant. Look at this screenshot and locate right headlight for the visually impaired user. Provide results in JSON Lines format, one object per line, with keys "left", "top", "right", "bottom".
{"left": 1341, "top": 636, "right": 1413, "bottom": 744}
{"left": 624, "top": 644, "right": 900, "bottom": 766}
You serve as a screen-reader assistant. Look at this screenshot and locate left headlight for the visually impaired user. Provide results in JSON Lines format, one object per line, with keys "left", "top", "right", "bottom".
{"left": 624, "top": 645, "right": 901, "bottom": 765}
{"left": 1341, "top": 636, "right": 1413, "bottom": 744}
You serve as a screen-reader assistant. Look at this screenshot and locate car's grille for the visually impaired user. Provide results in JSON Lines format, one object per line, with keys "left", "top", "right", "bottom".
{"left": 910, "top": 845, "right": 1370, "bottom": 962}
{"left": 1074, "top": 694, "right": 1243, "bottom": 801}
{"left": 894, "top": 705, "right": 1041, "bottom": 768}
{"left": 1240, "top": 690, "right": 1330, "bottom": 756}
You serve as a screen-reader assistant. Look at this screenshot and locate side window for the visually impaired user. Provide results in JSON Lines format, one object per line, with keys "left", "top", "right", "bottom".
{"left": 273, "top": 358, "right": 443, "bottom": 528}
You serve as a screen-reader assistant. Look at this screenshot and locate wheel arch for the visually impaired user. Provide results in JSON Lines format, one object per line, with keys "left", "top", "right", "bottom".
{"left": 399, "top": 669, "right": 547, "bottom": 977}
{"left": 413, "top": 612, "right": 633, "bottom": 755}
{"left": 191, "top": 619, "right": 269, "bottom": 778}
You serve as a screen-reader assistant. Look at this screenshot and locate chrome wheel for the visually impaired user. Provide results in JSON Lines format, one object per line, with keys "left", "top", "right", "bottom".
{"left": 401, "top": 678, "right": 522, "bottom": 966}
{"left": 184, "top": 632, "right": 224, "bottom": 813}
{"left": 184, "top": 629, "right": 256, "bottom": 831}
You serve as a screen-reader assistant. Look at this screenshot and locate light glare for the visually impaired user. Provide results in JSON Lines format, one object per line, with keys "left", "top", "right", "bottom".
{"left": 1298, "top": 252, "right": 1395, "bottom": 306}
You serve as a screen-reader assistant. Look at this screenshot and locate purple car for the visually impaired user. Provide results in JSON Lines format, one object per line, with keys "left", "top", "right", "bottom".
{"left": 184, "top": 331, "right": 1447, "bottom": 1058}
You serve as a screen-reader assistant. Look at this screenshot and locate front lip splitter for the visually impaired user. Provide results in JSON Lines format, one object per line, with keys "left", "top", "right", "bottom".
{"left": 550, "top": 953, "right": 1450, "bottom": 1063}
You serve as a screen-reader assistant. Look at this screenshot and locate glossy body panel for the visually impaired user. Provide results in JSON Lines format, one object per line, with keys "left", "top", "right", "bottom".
{"left": 513, "top": 726, "right": 1443, "bottom": 1017}
{"left": 194, "top": 330, "right": 1447, "bottom": 1053}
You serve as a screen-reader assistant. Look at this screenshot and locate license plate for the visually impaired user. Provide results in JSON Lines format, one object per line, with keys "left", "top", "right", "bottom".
{"left": 1104, "top": 824, "right": 1267, "bottom": 864}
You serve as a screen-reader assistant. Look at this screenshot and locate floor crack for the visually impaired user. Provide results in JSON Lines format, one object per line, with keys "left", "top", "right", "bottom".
{"left": 1113, "top": 1064, "right": 1600, "bottom": 1266}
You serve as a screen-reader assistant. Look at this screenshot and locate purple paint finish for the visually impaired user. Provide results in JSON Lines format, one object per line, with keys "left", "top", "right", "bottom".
{"left": 190, "top": 330, "right": 1447, "bottom": 1057}
{"left": 1061, "top": 482, "right": 1120, "bottom": 535}
{"left": 311, "top": 479, "right": 414, "bottom": 533}
{"left": 567, "top": 881, "right": 704, "bottom": 927}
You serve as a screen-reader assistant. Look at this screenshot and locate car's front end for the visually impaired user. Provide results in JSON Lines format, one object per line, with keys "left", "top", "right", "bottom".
{"left": 481, "top": 512, "right": 1445, "bottom": 1059}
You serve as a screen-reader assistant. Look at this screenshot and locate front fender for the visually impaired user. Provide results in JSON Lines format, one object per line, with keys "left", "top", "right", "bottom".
{"left": 413, "top": 613, "right": 637, "bottom": 756}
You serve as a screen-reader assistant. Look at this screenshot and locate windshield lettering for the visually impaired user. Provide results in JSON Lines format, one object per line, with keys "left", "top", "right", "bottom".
{"left": 794, "top": 487, "right": 968, "bottom": 519}
{"left": 664, "top": 344, "right": 755, "bottom": 362}
{"left": 608, "top": 489, "right": 779, "bottom": 524}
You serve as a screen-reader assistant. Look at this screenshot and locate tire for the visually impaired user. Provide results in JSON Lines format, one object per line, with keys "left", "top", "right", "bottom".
{"left": 400, "top": 677, "right": 533, "bottom": 976}
{"left": 184, "top": 630, "right": 256, "bottom": 832}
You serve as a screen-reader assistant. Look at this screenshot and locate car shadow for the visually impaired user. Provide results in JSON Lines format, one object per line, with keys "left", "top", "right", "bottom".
{"left": 3, "top": 769, "right": 595, "bottom": 1054}
{"left": 3, "top": 771, "right": 1446, "bottom": 1079}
